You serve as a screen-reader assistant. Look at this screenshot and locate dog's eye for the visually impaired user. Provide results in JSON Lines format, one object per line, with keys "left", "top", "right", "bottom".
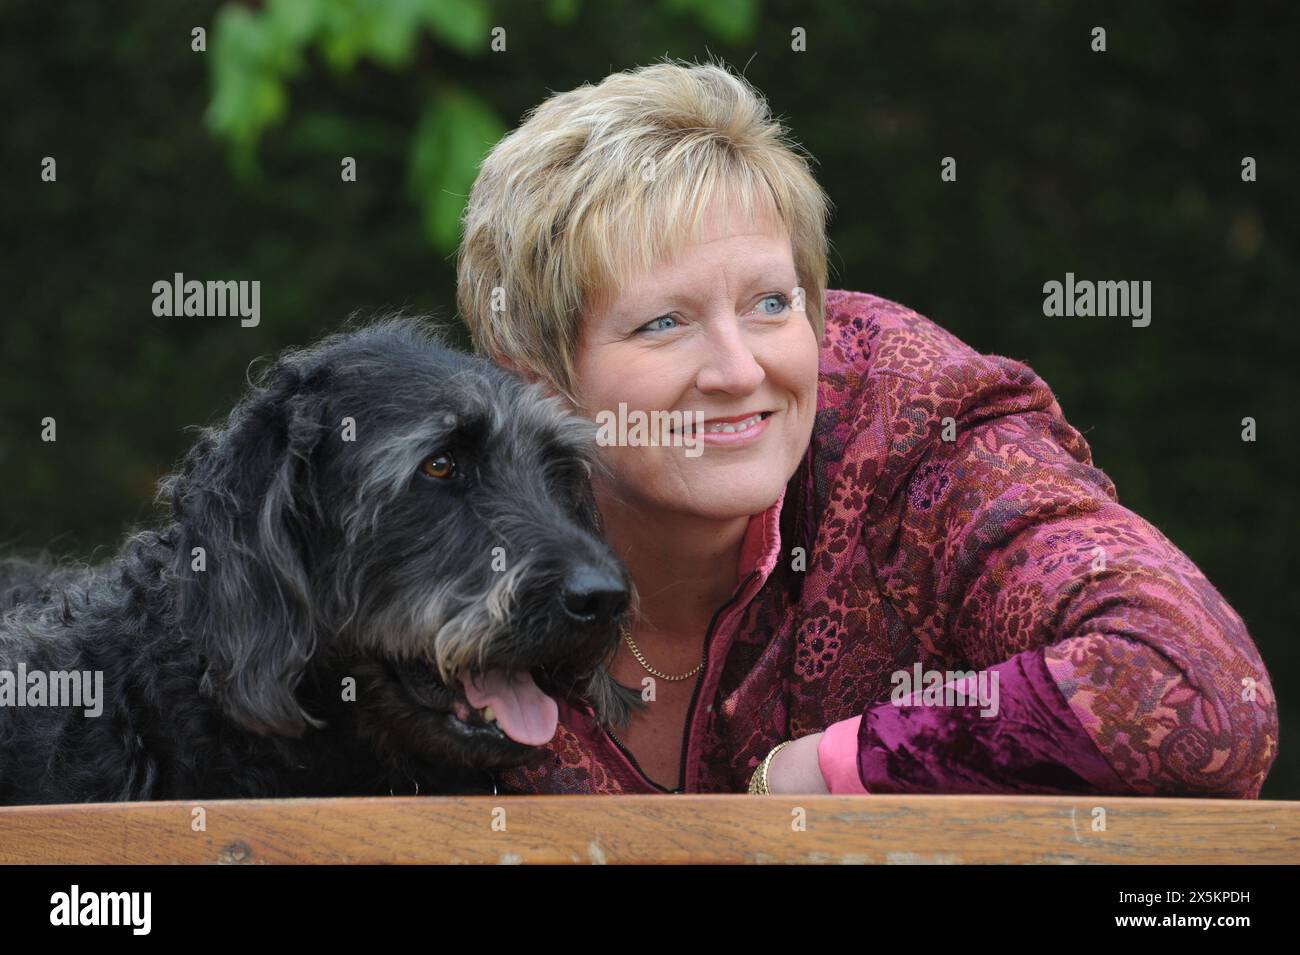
{"left": 419, "top": 453, "right": 457, "bottom": 480}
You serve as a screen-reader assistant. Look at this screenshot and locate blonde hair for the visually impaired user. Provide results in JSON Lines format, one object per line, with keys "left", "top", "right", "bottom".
{"left": 456, "top": 57, "right": 833, "bottom": 404}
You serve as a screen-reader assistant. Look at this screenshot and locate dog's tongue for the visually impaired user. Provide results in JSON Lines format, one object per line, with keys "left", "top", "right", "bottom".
{"left": 460, "top": 670, "right": 559, "bottom": 746}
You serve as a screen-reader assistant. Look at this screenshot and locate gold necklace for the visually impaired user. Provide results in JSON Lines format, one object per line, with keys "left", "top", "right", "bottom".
{"left": 621, "top": 620, "right": 703, "bottom": 681}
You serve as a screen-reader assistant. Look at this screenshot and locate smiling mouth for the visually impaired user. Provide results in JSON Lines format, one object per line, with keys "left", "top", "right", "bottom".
{"left": 673, "top": 410, "right": 773, "bottom": 436}
{"left": 702, "top": 411, "right": 770, "bottom": 434}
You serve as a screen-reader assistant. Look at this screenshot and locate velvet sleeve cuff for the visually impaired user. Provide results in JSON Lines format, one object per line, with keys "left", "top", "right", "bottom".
{"left": 855, "top": 647, "right": 1128, "bottom": 794}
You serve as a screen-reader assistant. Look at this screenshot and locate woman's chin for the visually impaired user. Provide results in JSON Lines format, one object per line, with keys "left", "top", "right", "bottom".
{"left": 683, "top": 478, "right": 787, "bottom": 521}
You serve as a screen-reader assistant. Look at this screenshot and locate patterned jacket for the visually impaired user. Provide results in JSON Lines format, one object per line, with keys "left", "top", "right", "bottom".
{"left": 497, "top": 290, "right": 1278, "bottom": 797}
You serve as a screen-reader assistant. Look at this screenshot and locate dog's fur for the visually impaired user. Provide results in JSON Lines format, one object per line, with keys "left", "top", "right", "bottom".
{"left": 0, "top": 318, "right": 643, "bottom": 803}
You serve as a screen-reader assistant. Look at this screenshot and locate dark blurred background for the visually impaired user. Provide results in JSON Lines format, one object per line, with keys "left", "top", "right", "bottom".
{"left": 2, "top": 1, "right": 1296, "bottom": 796}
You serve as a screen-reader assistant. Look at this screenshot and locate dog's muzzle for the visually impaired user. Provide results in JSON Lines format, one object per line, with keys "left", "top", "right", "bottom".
{"left": 397, "top": 563, "right": 629, "bottom": 748}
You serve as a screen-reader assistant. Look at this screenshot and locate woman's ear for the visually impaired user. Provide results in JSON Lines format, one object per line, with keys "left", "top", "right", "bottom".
{"left": 493, "top": 351, "right": 540, "bottom": 383}
{"left": 494, "top": 353, "right": 568, "bottom": 403}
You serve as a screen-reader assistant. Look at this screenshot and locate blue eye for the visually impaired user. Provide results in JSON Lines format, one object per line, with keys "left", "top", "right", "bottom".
{"left": 757, "top": 293, "right": 790, "bottom": 315}
{"left": 638, "top": 314, "right": 679, "bottom": 333}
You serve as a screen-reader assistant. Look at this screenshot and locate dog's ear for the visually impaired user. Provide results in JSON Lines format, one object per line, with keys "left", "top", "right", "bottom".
{"left": 166, "top": 360, "right": 328, "bottom": 737}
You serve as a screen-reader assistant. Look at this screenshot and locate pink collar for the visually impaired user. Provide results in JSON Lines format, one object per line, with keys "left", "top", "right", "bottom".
{"left": 736, "top": 486, "right": 786, "bottom": 584}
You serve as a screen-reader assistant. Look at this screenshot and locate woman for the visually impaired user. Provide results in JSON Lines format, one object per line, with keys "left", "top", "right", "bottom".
{"left": 455, "top": 59, "right": 1277, "bottom": 796}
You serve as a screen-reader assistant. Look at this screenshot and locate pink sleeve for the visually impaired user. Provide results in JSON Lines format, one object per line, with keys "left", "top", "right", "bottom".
{"left": 817, "top": 716, "right": 869, "bottom": 793}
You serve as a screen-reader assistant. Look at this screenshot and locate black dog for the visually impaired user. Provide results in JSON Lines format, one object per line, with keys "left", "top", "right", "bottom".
{"left": 0, "top": 318, "right": 641, "bottom": 803}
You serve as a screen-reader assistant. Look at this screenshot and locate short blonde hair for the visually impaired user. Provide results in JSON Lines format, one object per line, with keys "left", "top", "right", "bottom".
{"left": 456, "top": 57, "right": 832, "bottom": 404}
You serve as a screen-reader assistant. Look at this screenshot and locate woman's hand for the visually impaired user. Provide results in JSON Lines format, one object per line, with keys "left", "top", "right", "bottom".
{"left": 764, "top": 732, "right": 830, "bottom": 794}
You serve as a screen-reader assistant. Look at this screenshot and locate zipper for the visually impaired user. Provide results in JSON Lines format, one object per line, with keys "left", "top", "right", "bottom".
{"left": 601, "top": 569, "right": 760, "bottom": 794}
{"left": 604, "top": 724, "right": 674, "bottom": 794}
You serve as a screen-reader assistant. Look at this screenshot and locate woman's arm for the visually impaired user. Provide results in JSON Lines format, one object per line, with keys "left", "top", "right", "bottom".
{"left": 819, "top": 394, "right": 1278, "bottom": 797}
{"left": 814, "top": 645, "right": 1134, "bottom": 795}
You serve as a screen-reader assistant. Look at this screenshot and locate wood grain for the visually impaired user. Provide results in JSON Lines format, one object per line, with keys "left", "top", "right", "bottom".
{"left": 0, "top": 795, "right": 1296, "bottom": 864}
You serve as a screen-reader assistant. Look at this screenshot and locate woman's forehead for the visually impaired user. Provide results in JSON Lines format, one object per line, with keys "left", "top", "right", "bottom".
{"left": 601, "top": 234, "right": 796, "bottom": 313}
{"left": 600, "top": 190, "right": 786, "bottom": 281}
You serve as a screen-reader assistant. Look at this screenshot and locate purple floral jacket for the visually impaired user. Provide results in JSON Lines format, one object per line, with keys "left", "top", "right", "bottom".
{"left": 497, "top": 290, "right": 1278, "bottom": 797}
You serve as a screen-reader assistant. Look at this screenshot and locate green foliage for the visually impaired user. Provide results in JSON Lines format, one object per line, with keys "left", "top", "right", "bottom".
{"left": 206, "top": 5, "right": 300, "bottom": 162}
{"left": 205, "top": 0, "right": 755, "bottom": 252}
{"left": 407, "top": 88, "right": 506, "bottom": 249}
{"left": 663, "top": 0, "right": 758, "bottom": 44}
{"left": 207, "top": 0, "right": 496, "bottom": 237}
{"left": 205, "top": 0, "right": 760, "bottom": 250}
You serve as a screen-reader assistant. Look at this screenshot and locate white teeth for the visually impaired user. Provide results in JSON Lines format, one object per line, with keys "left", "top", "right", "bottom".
{"left": 481, "top": 705, "right": 496, "bottom": 723}
{"left": 706, "top": 414, "right": 763, "bottom": 434}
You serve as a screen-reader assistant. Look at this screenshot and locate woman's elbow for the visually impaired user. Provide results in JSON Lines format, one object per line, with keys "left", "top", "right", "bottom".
{"left": 1158, "top": 665, "right": 1278, "bottom": 799}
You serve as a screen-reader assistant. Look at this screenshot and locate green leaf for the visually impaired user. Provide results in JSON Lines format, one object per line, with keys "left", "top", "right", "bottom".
{"left": 320, "top": 22, "right": 366, "bottom": 71}
{"left": 363, "top": 0, "right": 428, "bottom": 67}
{"left": 665, "top": 0, "right": 758, "bottom": 43}
{"left": 421, "top": 0, "right": 490, "bottom": 56}
{"left": 206, "top": 6, "right": 291, "bottom": 166}
{"left": 408, "top": 89, "right": 506, "bottom": 250}
{"left": 212, "top": 5, "right": 274, "bottom": 68}
{"left": 264, "top": 0, "right": 324, "bottom": 50}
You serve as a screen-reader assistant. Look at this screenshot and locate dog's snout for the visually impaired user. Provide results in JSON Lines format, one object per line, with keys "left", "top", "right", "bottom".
{"left": 560, "top": 566, "right": 628, "bottom": 622}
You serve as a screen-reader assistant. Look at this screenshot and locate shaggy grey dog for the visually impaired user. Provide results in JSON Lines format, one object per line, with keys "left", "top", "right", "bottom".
{"left": 0, "top": 317, "right": 641, "bottom": 803}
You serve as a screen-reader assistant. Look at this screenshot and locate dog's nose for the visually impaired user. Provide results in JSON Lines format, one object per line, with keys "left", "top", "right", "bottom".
{"left": 560, "top": 566, "right": 628, "bottom": 622}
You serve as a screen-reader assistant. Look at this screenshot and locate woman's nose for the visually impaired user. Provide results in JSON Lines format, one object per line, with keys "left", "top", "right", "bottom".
{"left": 694, "top": 322, "right": 765, "bottom": 395}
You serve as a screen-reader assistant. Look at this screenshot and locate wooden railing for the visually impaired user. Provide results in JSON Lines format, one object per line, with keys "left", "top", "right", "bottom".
{"left": 1, "top": 795, "right": 1297, "bottom": 864}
